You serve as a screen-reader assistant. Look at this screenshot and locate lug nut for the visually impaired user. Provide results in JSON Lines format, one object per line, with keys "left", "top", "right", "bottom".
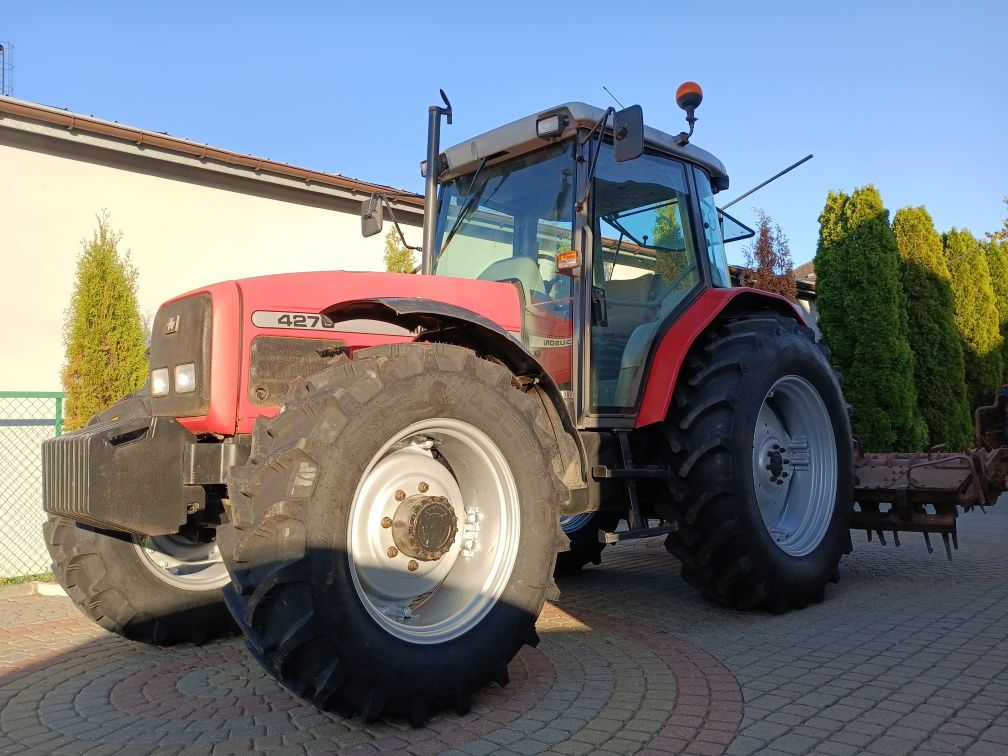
{"left": 418, "top": 482, "right": 429, "bottom": 493}
{"left": 395, "top": 490, "right": 406, "bottom": 502}
{"left": 381, "top": 517, "right": 393, "bottom": 529}
{"left": 387, "top": 546, "right": 399, "bottom": 558}
{"left": 408, "top": 560, "right": 419, "bottom": 572}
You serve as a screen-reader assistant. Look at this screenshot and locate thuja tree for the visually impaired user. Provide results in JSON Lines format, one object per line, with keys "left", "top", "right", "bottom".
{"left": 62, "top": 214, "right": 148, "bottom": 430}
{"left": 988, "top": 197, "right": 1007, "bottom": 243}
{"left": 383, "top": 228, "right": 415, "bottom": 273}
{"left": 983, "top": 239, "right": 1008, "bottom": 378}
{"left": 944, "top": 228, "right": 1003, "bottom": 409}
{"left": 814, "top": 186, "right": 927, "bottom": 451}
{"left": 892, "top": 207, "right": 972, "bottom": 449}
{"left": 740, "top": 209, "right": 798, "bottom": 301}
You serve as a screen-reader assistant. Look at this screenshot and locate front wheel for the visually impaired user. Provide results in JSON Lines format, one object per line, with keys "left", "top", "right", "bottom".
{"left": 44, "top": 390, "right": 235, "bottom": 645}
{"left": 649, "top": 315, "right": 853, "bottom": 611}
{"left": 44, "top": 516, "right": 234, "bottom": 643}
{"left": 222, "top": 344, "right": 566, "bottom": 723}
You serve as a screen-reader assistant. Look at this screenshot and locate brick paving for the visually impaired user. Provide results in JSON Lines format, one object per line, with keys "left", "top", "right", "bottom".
{"left": 1, "top": 505, "right": 1006, "bottom": 754}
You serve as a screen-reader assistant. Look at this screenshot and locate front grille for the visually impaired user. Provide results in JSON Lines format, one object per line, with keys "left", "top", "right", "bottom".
{"left": 248, "top": 335, "right": 349, "bottom": 406}
{"left": 150, "top": 293, "right": 213, "bottom": 417}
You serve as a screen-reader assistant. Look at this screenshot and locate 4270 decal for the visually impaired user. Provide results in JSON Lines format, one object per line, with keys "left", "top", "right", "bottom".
{"left": 251, "top": 310, "right": 339, "bottom": 331}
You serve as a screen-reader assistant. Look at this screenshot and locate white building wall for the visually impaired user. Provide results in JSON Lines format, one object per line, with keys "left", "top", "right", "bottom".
{"left": 0, "top": 140, "right": 421, "bottom": 391}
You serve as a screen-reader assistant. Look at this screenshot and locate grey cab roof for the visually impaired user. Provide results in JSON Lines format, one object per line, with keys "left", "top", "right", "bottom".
{"left": 440, "top": 102, "right": 729, "bottom": 191}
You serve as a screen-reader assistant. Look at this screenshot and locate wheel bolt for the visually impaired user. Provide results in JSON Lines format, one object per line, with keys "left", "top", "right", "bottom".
{"left": 395, "top": 490, "right": 406, "bottom": 502}
{"left": 381, "top": 517, "right": 393, "bottom": 528}
{"left": 408, "top": 560, "right": 419, "bottom": 572}
{"left": 418, "top": 482, "right": 429, "bottom": 493}
{"left": 387, "top": 546, "right": 399, "bottom": 558}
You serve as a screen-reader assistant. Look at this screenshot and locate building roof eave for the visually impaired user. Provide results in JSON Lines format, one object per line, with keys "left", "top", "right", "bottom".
{"left": 0, "top": 96, "right": 425, "bottom": 214}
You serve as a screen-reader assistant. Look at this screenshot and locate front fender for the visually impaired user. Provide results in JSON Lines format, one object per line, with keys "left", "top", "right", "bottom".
{"left": 324, "top": 298, "right": 589, "bottom": 496}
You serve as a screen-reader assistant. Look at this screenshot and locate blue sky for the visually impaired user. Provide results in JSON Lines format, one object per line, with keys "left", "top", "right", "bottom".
{"left": 4, "top": 1, "right": 1006, "bottom": 265}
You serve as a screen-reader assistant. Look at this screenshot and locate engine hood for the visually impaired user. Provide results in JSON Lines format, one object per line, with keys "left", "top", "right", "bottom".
{"left": 231, "top": 270, "right": 523, "bottom": 334}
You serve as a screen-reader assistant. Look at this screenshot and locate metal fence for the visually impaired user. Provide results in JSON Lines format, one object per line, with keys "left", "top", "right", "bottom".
{"left": 0, "top": 391, "right": 63, "bottom": 578}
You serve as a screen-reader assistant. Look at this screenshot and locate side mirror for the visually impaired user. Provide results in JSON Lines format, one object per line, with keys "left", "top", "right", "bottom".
{"left": 613, "top": 105, "right": 644, "bottom": 162}
{"left": 361, "top": 195, "right": 384, "bottom": 238}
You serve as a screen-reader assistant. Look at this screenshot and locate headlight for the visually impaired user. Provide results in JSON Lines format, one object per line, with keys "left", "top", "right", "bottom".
{"left": 175, "top": 363, "right": 197, "bottom": 394}
{"left": 151, "top": 368, "right": 170, "bottom": 397}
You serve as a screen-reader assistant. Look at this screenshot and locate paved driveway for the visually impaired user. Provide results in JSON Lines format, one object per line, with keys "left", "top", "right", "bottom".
{"left": 2, "top": 506, "right": 1006, "bottom": 755}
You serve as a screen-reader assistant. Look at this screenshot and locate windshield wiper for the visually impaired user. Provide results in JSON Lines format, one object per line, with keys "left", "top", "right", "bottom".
{"left": 440, "top": 158, "right": 487, "bottom": 254}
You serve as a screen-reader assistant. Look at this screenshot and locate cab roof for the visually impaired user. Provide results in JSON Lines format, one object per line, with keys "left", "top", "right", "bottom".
{"left": 440, "top": 102, "right": 729, "bottom": 191}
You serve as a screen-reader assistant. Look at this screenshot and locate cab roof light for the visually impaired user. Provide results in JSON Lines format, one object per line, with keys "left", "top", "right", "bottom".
{"left": 536, "top": 113, "right": 568, "bottom": 138}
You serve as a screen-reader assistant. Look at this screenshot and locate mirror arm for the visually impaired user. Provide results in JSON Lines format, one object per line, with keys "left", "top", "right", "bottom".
{"left": 374, "top": 192, "right": 422, "bottom": 251}
{"left": 575, "top": 107, "right": 615, "bottom": 213}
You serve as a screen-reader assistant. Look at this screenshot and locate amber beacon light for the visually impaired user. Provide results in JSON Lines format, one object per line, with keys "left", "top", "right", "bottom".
{"left": 674, "top": 81, "right": 703, "bottom": 145}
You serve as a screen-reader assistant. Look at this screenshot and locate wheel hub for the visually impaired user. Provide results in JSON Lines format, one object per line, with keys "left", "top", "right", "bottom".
{"left": 391, "top": 495, "right": 458, "bottom": 561}
{"left": 765, "top": 444, "right": 790, "bottom": 484}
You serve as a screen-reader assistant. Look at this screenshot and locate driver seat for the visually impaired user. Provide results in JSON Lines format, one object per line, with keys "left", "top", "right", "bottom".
{"left": 477, "top": 256, "right": 546, "bottom": 309}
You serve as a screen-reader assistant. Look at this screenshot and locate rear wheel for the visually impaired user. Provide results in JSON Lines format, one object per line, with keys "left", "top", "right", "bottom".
{"left": 221, "top": 343, "right": 566, "bottom": 723}
{"left": 648, "top": 315, "right": 852, "bottom": 611}
{"left": 44, "top": 391, "right": 235, "bottom": 644}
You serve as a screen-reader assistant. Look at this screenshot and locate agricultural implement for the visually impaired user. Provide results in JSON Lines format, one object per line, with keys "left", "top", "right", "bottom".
{"left": 852, "top": 391, "right": 1008, "bottom": 558}
{"left": 41, "top": 84, "right": 1003, "bottom": 723}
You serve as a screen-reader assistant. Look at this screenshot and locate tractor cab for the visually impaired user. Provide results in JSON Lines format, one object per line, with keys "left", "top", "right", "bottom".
{"left": 373, "top": 91, "right": 754, "bottom": 426}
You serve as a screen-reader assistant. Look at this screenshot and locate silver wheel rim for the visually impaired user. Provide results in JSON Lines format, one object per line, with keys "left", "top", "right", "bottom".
{"left": 348, "top": 418, "right": 521, "bottom": 644}
{"left": 132, "top": 534, "right": 230, "bottom": 590}
{"left": 752, "top": 375, "right": 837, "bottom": 557}
{"left": 560, "top": 513, "right": 593, "bottom": 534}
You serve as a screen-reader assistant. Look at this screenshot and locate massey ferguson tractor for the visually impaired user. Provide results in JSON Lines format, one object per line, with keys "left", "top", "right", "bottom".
{"left": 41, "top": 84, "right": 1008, "bottom": 724}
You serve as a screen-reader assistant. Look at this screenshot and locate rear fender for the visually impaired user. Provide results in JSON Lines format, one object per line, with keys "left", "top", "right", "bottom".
{"left": 323, "top": 298, "right": 588, "bottom": 497}
{"left": 636, "top": 288, "right": 807, "bottom": 428}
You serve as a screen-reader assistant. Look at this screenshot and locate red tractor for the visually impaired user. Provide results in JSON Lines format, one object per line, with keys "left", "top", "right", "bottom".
{"left": 41, "top": 85, "right": 1004, "bottom": 724}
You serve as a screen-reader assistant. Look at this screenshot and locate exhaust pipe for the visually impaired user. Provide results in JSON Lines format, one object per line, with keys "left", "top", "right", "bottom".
{"left": 422, "top": 90, "right": 452, "bottom": 275}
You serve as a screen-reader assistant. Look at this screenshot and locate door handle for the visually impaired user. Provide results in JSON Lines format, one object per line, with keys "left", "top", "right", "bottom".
{"left": 591, "top": 286, "right": 608, "bottom": 327}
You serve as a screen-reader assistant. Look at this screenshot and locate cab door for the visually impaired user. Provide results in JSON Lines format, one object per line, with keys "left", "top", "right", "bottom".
{"left": 585, "top": 146, "right": 703, "bottom": 417}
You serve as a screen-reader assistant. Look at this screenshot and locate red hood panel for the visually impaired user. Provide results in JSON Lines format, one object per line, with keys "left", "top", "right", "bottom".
{"left": 233, "top": 271, "right": 522, "bottom": 333}
{"left": 165, "top": 271, "right": 523, "bottom": 435}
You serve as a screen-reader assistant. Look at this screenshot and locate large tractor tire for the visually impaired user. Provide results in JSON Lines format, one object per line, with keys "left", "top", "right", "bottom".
{"left": 44, "top": 391, "right": 235, "bottom": 645}
{"left": 649, "top": 314, "right": 853, "bottom": 612}
{"left": 221, "top": 343, "right": 566, "bottom": 724}
{"left": 555, "top": 510, "right": 622, "bottom": 574}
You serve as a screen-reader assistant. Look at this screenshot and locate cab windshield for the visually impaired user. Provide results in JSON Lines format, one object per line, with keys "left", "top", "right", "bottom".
{"left": 433, "top": 141, "right": 575, "bottom": 291}
{"left": 432, "top": 141, "right": 577, "bottom": 389}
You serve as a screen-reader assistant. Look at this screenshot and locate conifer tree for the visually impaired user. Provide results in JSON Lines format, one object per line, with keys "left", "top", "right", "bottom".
{"left": 983, "top": 239, "right": 1008, "bottom": 379}
{"left": 893, "top": 207, "right": 972, "bottom": 449}
{"left": 383, "top": 228, "right": 415, "bottom": 273}
{"left": 741, "top": 209, "right": 798, "bottom": 302}
{"left": 944, "top": 228, "right": 1003, "bottom": 409}
{"left": 62, "top": 214, "right": 148, "bottom": 429}
{"left": 814, "top": 186, "right": 927, "bottom": 451}
{"left": 988, "top": 197, "right": 1008, "bottom": 243}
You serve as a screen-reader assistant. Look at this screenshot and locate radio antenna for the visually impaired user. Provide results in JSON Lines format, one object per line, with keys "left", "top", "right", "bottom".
{"left": 602, "top": 85, "right": 625, "bottom": 109}
{"left": 721, "top": 154, "right": 814, "bottom": 210}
